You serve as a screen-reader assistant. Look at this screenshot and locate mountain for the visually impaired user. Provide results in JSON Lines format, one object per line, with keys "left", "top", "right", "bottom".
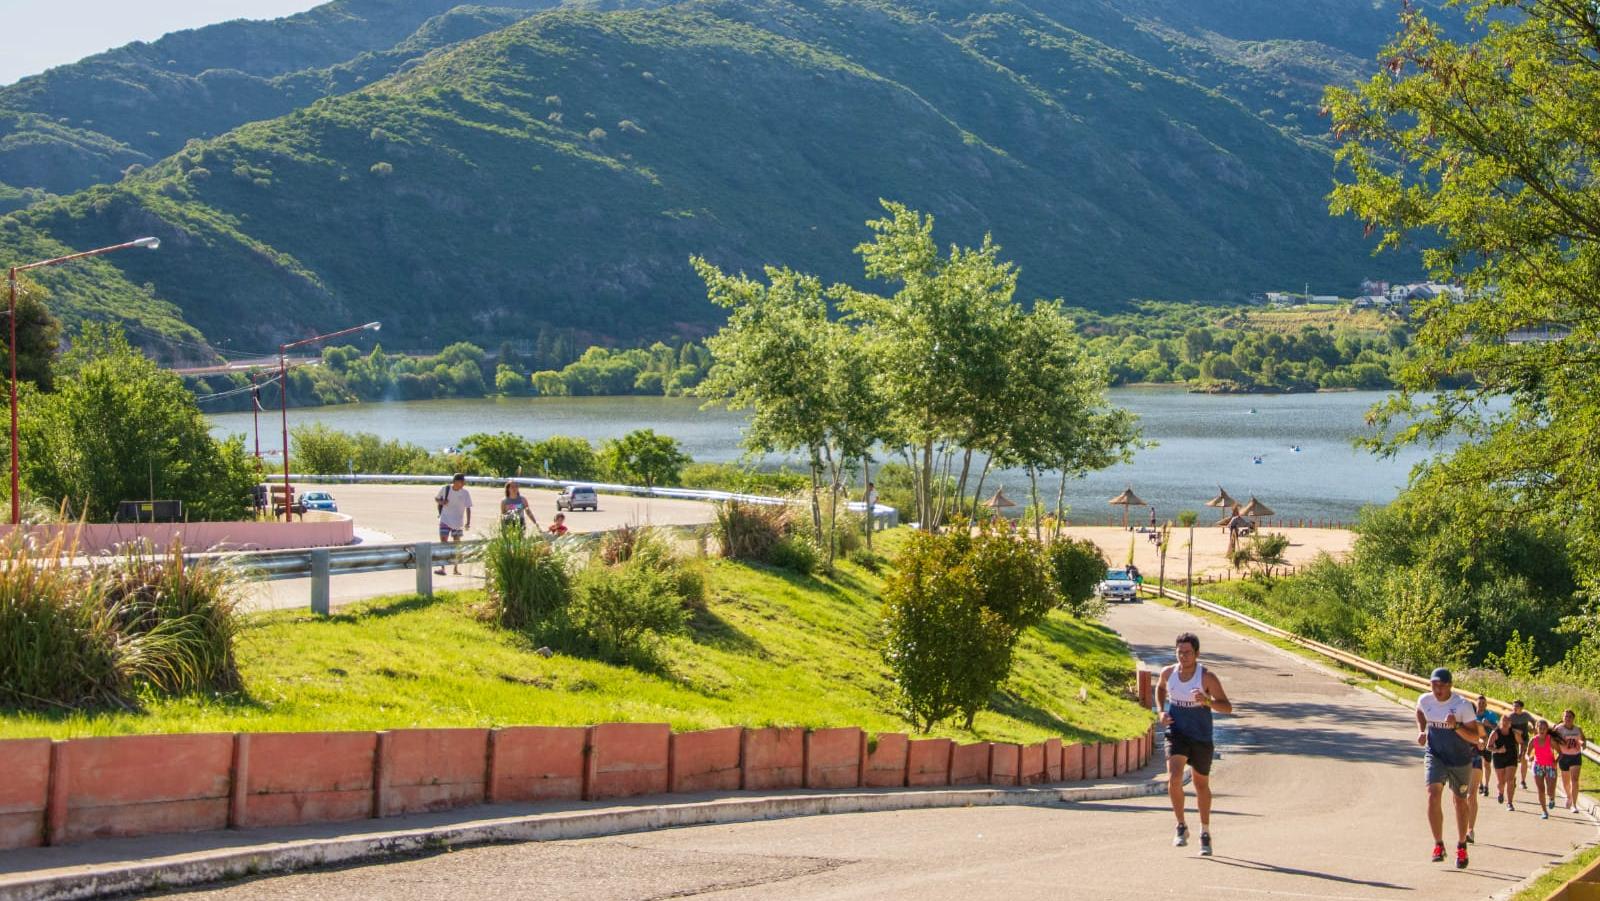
{"left": 0, "top": 0, "right": 1424, "bottom": 356}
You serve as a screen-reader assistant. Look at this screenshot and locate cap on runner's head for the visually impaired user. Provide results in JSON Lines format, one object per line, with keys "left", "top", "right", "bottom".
{"left": 1430, "top": 667, "right": 1453, "bottom": 683}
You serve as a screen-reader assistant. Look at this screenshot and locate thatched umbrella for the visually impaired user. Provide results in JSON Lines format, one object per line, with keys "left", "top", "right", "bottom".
{"left": 1239, "top": 496, "right": 1275, "bottom": 525}
{"left": 1108, "top": 486, "right": 1146, "bottom": 529}
{"left": 1205, "top": 486, "right": 1238, "bottom": 511}
{"left": 984, "top": 489, "right": 1017, "bottom": 510}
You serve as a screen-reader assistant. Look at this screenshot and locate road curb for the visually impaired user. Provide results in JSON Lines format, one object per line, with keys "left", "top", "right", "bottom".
{"left": 0, "top": 778, "right": 1167, "bottom": 901}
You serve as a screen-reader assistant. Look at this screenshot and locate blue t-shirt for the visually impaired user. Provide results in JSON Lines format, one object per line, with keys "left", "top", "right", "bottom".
{"left": 1417, "top": 692, "right": 1478, "bottom": 766}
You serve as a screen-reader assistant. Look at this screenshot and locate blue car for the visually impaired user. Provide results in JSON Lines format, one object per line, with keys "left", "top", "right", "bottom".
{"left": 301, "top": 490, "right": 338, "bottom": 513}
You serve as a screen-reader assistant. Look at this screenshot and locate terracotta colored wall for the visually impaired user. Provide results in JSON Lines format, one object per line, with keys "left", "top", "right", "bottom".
{"left": 950, "top": 743, "right": 991, "bottom": 786}
{"left": 804, "top": 728, "right": 863, "bottom": 789}
{"left": 50, "top": 734, "right": 234, "bottom": 845}
{"left": 906, "top": 738, "right": 953, "bottom": 787}
{"left": 235, "top": 732, "right": 377, "bottom": 829}
{"left": 0, "top": 517, "right": 354, "bottom": 555}
{"left": 1082, "top": 742, "right": 1100, "bottom": 780}
{"left": 1062, "top": 743, "right": 1084, "bottom": 782}
{"left": 1019, "top": 743, "right": 1047, "bottom": 785}
{"left": 489, "top": 727, "right": 587, "bottom": 803}
{"left": 989, "top": 743, "right": 1021, "bottom": 786}
{"left": 1044, "top": 739, "right": 1062, "bottom": 782}
{"left": 863, "top": 734, "right": 909, "bottom": 788}
{"left": 1117, "top": 739, "right": 1130, "bottom": 776}
{"left": 668, "top": 728, "right": 743, "bottom": 794}
{"left": 1099, "top": 743, "right": 1116, "bottom": 779}
{"left": 0, "top": 739, "right": 51, "bottom": 848}
{"left": 586, "top": 723, "right": 670, "bottom": 800}
{"left": 742, "top": 728, "right": 805, "bottom": 791}
{"left": 377, "top": 729, "right": 489, "bottom": 817}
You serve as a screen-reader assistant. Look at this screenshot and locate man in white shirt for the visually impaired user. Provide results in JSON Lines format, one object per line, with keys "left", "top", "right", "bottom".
{"left": 435, "top": 473, "right": 472, "bottom": 575}
{"left": 1416, "top": 667, "right": 1483, "bottom": 870}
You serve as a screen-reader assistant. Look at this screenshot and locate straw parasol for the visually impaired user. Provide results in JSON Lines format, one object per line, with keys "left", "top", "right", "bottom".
{"left": 1108, "top": 486, "right": 1146, "bottom": 529}
{"left": 1205, "top": 486, "right": 1238, "bottom": 511}
{"left": 1239, "top": 496, "right": 1275, "bottom": 523}
{"left": 984, "top": 488, "right": 1017, "bottom": 510}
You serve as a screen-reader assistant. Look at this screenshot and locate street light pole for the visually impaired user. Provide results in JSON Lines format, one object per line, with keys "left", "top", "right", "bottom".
{"left": 277, "top": 322, "right": 380, "bottom": 522}
{"left": 8, "top": 237, "right": 160, "bottom": 524}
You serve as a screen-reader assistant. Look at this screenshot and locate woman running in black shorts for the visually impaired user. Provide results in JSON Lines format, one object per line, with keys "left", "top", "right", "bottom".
{"left": 1486, "top": 716, "right": 1520, "bottom": 811}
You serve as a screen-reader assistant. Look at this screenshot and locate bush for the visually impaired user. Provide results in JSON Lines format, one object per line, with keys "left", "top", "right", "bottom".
{"left": 0, "top": 537, "right": 243, "bottom": 709}
{"left": 1048, "top": 538, "right": 1108, "bottom": 618}
{"left": 881, "top": 525, "right": 1060, "bottom": 730}
{"left": 1361, "top": 568, "right": 1475, "bottom": 674}
{"left": 713, "top": 500, "right": 791, "bottom": 561}
{"left": 570, "top": 563, "right": 688, "bottom": 663}
{"left": 483, "top": 526, "right": 572, "bottom": 636}
{"left": 768, "top": 534, "right": 819, "bottom": 575}
{"left": 530, "top": 436, "right": 598, "bottom": 480}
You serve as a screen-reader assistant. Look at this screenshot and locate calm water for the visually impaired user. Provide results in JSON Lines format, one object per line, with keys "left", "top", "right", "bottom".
{"left": 209, "top": 389, "right": 1439, "bottom": 522}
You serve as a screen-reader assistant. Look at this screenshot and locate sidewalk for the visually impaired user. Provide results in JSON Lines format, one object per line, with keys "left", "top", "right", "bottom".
{"left": 0, "top": 773, "right": 1168, "bottom": 901}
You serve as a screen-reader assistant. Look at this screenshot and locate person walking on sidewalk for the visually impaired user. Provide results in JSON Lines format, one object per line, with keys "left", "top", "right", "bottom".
{"left": 434, "top": 473, "right": 472, "bottom": 575}
{"left": 1527, "top": 720, "right": 1560, "bottom": 819}
{"left": 1554, "top": 710, "right": 1587, "bottom": 813}
{"left": 1158, "top": 631, "right": 1233, "bottom": 858}
{"left": 1416, "top": 668, "right": 1483, "bottom": 869}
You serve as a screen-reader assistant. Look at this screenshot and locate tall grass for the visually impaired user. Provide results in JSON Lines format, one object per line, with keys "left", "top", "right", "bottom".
{"left": 482, "top": 526, "right": 572, "bottom": 636}
{"left": 0, "top": 536, "right": 244, "bottom": 709}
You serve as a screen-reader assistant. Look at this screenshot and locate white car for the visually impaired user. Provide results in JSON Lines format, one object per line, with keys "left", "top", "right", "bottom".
{"left": 1096, "top": 568, "right": 1140, "bottom": 603}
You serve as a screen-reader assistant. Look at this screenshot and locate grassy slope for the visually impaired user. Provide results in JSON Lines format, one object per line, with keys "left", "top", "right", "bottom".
{"left": 0, "top": 542, "right": 1151, "bottom": 744}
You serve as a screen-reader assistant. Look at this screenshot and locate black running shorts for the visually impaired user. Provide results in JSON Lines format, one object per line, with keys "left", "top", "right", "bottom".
{"left": 1167, "top": 733, "right": 1215, "bottom": 776}
{"left": 1559, "top": 753, "right": 1583, "bottom": 772}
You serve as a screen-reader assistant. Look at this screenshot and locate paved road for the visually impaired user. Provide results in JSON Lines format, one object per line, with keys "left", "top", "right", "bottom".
{"left": 242, "top": 483, "right": 715, "bottom": 612}
{"left": 144, "top": 602, "right": 1596, "bottom": 900}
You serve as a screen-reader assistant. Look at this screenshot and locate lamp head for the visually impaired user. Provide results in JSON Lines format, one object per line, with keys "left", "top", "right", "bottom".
{"left": 365, "top": 322, "right": 381, "bottom": 332}
{"left": 132, "top": 237, "right": 160, "bottom": 250}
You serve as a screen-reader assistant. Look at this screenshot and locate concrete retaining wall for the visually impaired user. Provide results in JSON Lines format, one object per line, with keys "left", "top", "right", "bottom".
{"left": 9, "top": 722, "right": 1159, "bottom": 850}
{"left": 0, "top": 516, "right": 355, "bottom": 555}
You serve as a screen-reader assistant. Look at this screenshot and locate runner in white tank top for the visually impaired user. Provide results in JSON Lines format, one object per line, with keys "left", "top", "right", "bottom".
{"left": 1158, "top": 631, "right": 1233, "bottom": 857}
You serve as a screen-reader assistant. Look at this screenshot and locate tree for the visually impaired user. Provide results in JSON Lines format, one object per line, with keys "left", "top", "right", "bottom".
{"left": 530, "top": 435, "right": 598, "bottom": 480}
{"left": 461, "top": 431, "right": 537, "bottom": 478}
{"left": 1326, "top": 0, "right": 1600, "bottom": 592}
{"left": 599, "top": 428, "right": 689, "bottom": 489}
{"left": 2, "top": 275, "right": 63, "bottom": 391}
{"left": 20, "top": 325, "right": 257, "bottom": 520}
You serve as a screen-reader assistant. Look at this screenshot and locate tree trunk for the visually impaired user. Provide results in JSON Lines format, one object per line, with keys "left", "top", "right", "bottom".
{"left": 970, "top": 456, "right": 993, "bottom": 522}
{"left": 1052, "top": 474, "right": 1068, "bottom": 543}
{"left": 920, "top": 439, "right": 934, "bottom": 532}
{"left": 954, "top": 448, "right": 973, "bottom": 517}
{"left": 822, "top": 442, "right": 841, "bottom": 572}
{"left": 808, "top": 445, "right": 824, "bottom": 542}
{"left": 862, "top": 455, "right": 874, "bottom": 550}
{"left": 1028, "top": 467, "right": 1042, "bottom": 541}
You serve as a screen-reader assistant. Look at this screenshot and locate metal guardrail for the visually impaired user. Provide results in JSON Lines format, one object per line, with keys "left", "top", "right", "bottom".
{"left": 1145, "top": 582, "right": 1600, "bottom": 766}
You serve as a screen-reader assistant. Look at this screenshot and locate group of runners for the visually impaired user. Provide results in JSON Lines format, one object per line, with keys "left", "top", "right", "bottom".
{"left": 1155, "top": 634, "right": 1588, "bottom": 870}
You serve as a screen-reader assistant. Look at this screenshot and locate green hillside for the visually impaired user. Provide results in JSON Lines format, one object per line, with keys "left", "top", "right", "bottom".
{"left": 0, "top": 0, "right": 1427, "bottom": 353}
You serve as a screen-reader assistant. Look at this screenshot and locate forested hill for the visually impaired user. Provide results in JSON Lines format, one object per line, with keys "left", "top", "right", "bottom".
{"left": 0, "top": 0, "right": 1425, "bottom": 355}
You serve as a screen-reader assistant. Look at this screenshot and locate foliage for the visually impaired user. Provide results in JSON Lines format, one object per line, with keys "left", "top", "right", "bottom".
{"left": 1242, "top": 532, "right": 1291, "bottom": 579}
{"left": 2, "top": 275, "right": 63, "bottom": 391}
{"left": 290, "top": 423, "right": 432, "bottom": 475}
{"left": 1485, "top": 630, "right": 1540, "bottom": 682}
{"left": 1048, "top": 538, "right": 1109, "bottom": 619}
{"left": 19, "top": 326, "right": 257, "bottom": 521}
{"left": 766, "top": 535, "right": 820, "bottom": 576}
{"left": 0, "top": 536, "right": 242, "bottom": 709}
{"left": 712, "top": 500, "right": 793, "bottom": 565}
{"left": 1360, "top": 568, "right": 1474, "bottom": 675}
{"left": 529, "top": 435, "right": 599, "bottom": 480}
{"left": 461, "top": 431, "right": 538, "bottom": 478}
{"left": 881, "top": 524, "right": 1060, "bottom": 730}
{"left": 570, "top": 554, "right": 691, "bottom": 665}
{"left": 678, "top": 462, "right": 809, "bottom": 496}
{"left": 482, "top": 525, "right": 572, "bottom": 637}
{"left": 598, "top": 428, "right": 689, "bottom": 489}
{"left": 1326, "top": 0, "right": 1600, "bottom": 597}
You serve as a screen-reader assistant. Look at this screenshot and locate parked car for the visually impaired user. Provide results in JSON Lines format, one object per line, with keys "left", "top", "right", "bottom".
{"left": 1096, "top": 568, "right": 1140, "bottom": 603}
{"left": 300, "top": 490, "right": 339, "bottom": 513}
{"left": 556, "top": 485, "right": 599, "bottom": 512}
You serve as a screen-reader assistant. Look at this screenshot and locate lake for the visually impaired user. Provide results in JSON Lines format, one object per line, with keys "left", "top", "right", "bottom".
{"left": 208, "top": 388, "right": 1438, "bottom": 523}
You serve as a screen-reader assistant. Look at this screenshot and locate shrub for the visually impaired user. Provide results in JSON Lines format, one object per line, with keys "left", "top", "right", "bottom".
{"left": 713, "top": 500, "right": 791, "bottom": 561}
{"left": 767, "top": 534, "right": 819, "bottom": 575}
{"left": 1361, "top": 568, "right": 1475, "bottom": 674}
{"left": 483, "top": 526, "right": 571, "bottom": 636}
{"left": 1048, "top": 538, "right": 1108, "bottom": 618}
{"left": 618, "top": 527, "right": 706, "bottom": 607}
{"left": 881, "top": 525, "right": 1060, "bottom": 730}
{"left": 570, "top": 563, "right": 688, "bottom": 663}
{"left": 0, "top": 537, "right": 243, "bottom": 709}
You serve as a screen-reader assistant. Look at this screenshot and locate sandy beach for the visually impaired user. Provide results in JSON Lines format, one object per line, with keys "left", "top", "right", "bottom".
{"left": 1048, "top": 524, "right": 1355, "bottom": 581}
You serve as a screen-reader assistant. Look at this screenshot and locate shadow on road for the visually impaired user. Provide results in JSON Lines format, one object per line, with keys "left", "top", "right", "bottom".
{"left": 1204, "top": 855, "right": 1411, "bottom": 890}
{"left": 1223, "top": 700, "right": 1415, "bottom": 765}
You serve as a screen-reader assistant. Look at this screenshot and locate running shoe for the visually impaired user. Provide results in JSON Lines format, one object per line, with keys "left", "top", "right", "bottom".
{"left": 1199, "top": 833, "right": 1213, "bottom": 857}
{"left": 1521, "top": 780, "right": 1528, "bottom": 789}
{"left": 1541, "top": 810, "right": 1550, "bottom": 820}
{"left": 1466, "top": 830, "right": 1475, "bottom": 844}
{"left": 1456, "top": 844, "right": 1468, "bottom": 869}
{"left": 1497, "top": 792, "right": 1504, "bottom": 803}
{"left": 1431, "top": 842, "right": 1445, "bottom": 862}
{"left": 1174, "top": 824, "right": 1189, "bottom": 847}
{"left": 1508, "top": 802, "right": 1515, "bottom": 812}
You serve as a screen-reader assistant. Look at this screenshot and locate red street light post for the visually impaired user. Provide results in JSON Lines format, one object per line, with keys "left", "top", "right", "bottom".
{"left": 278, "top": 322, "right": 380, "bottom": 521}
{"left": 8, "top": 237, "right": 160, "bottom": 525}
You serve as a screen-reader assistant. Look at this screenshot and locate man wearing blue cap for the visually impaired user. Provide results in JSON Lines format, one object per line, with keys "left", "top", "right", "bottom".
{"left": 1416, "top": 667, "right": 1483, "bottom": 869}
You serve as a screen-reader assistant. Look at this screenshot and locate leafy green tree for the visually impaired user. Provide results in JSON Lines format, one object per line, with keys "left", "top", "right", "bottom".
{"left": 1047, "top": 537, "right": 1109, "bottom": 618}
{"left": 494, "top": 364, "right": 530, "bottom": 396}
{"left": 20, "top": 326, "right": 257, "bottom": 520}
{"left": 530, "top": 435, "right": 598, "bottom": 480}
{"left": 1361, "top": 568, "right": 1474, "bottom": 675}
{"left": 599, "top": 428, "right": 689, "bottom": 489}
{"left": 2, "top": 275, "right": 62, "bottom": 391}
{"left": 461, "top": 431, "right": 538, "bottom": 477}
{"left": 1326, "top": 0, "right": 1600, "bottom": 592}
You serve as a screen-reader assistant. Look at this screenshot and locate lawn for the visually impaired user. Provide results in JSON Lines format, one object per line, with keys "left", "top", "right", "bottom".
{"left": 1, "top": 537, "right": 1151, "bottom": 745}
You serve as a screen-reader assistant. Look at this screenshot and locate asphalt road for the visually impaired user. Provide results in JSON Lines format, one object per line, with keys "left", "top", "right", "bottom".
{"left": 145, "top": 602, "right": 1597, "bottom": 900}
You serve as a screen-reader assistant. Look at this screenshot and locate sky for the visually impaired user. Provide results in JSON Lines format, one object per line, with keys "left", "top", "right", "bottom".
{"left": 0, "top": 0, "right": 325, "bottom": 86}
